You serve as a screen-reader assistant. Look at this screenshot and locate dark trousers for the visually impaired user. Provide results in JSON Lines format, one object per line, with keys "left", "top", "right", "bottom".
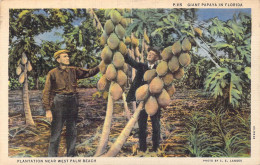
{"left": 138, "top": 109, "right": 161, "bottom": 152}
{"left": 48, "top": 94, "right": 78, "bottom": 157}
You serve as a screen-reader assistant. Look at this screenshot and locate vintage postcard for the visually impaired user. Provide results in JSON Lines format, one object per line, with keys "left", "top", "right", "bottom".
{"left": 0, "top": 0, "right": 260, "bottom": 164}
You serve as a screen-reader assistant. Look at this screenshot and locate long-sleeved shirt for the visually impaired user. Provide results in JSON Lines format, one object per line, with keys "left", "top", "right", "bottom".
{"left": 42, "top": 66, "right": 99, "bottom": 111}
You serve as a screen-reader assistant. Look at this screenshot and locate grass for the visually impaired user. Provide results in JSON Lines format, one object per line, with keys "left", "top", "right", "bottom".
{"left": 180, "top": 108, "right": 251, "bottom": 157}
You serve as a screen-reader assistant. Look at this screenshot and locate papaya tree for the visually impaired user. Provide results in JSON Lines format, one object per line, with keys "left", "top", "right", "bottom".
{"left": 94, "top": 8, "right": 198, "bottom": 157}
{"left": 204, "top": 12, "right": 251, "bottom": 108}
{"left": 9, "top": 9, "right": 86, "bottom": 89}
{"left": 16, "top": 53, "right": 35, "bottom": 126}
{"left": 94, "top": 9, "right": 130, "bottom": 156}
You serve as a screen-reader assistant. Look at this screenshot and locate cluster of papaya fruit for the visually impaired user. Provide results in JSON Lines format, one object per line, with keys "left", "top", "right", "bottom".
{"left": 97, "top": 9, "right": 130, "bottom": 101}
{"left": 16, "top": 53, "right": 32, "bottom": 84}
{"left": 136, "top": 37, "right": 195, "bottom": 116}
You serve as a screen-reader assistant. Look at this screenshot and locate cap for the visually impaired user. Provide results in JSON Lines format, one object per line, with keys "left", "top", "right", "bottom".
{"left": 147, "top": 46, "right": 160, "bottom": 57}
{"left": 54, "top": 50, "right": 70, "bottom": 59}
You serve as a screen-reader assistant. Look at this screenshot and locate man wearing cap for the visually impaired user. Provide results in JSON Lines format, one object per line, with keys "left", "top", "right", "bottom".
{"left": 42, "top": 50, "right": 99, "bottom": 157}
{"left": 124, "top": 47, "right": 161, "bottom": 152}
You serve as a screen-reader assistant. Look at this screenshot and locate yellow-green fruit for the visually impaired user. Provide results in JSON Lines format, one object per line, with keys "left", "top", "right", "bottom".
{"left": 19, "top": 72, "right": 25, "bottom": 84}
{"left": 156, "top": 61, "right": 168, "bottom": 76}
{"left": 136, "top": 84, "right": 149, "bottom": 101}
{"left": 99, "top": 61, "right": 107, "bottom": 74}
{"left": 162, "top": 73, "right": 174, "bottom": 86}
{"left": 144, "top": 69, "right": 157, "bottom": 83}
{"left": 21, "top": 53, "right": 28, "bottom": 64}
{"left": 113, "top": 52, "right": 125, "bottom": 68}
{"left": 144, "top": 31, "right": 150, "bottom": 44}
{"left": 157, "top": 89, "right": 171, "bottom": 108}
{"left": 131, "top": 36, "right": 139, "bottom": 47}
{"left": 101, "top": 46, "right": 113, "bottom": 64}
{"left": 100, "top": 32, "right": 108, "bottom": 46}
{"left": 123, "top": 63, "right": 128, "bottom": 73}
{"left": 174, "top": 68, "right": 184, "bottom": 80}
{"left": 120, "top": 18, "right": 128, "bottom": 28}
{"left": 110, "top": 10, "right": 122, "bottom": 24}
{"left": 194, "top": 27, "right": 203, "bottom": 37}
{"left": 104, "top": 9, "right": 112, "bottom": 18}
{"left": 161, "top": 46, "right": 173, "bottom": 61}
{"left": 172, "top": 41, "right": 182, "bottom": 55}
{"left": 168, "top": 56, "right": 180, "bottom": 73}
{"left": 27, "top": 61, "right": 32, "bottom": 71}
{"left": 182, "top": 38, "right": 192, "bottom": 52}
{"left": 107, "top": 33, "right": 120, "bottom": 50}
{"left": 104, "top": 19, "right": 115, "bottom": 35}
{"left": 115, "top": 24, "right": 126, "bottom": 39}
{"left": 179, "top": 53, "right": 191, "bottom": 67}
{"left": 149, "top": 77, "right": 164, "bottom": 94}
{"left": 166, "top": 83, "right": 176, "bottom": 97}
{"left": 125, "top": 36, "right": 131, "bottom": 45}
{"left": 116, "top": 70, "right": 127, "bottom": 86}
{"left": 119, "top": 41, "right": 127, "bottom": 56}
{"left": 145, "top": 96, "right": 159, "bottom": 116}
{"left": 110, "top": 82, "right": 123, "bottom": 101}
{"left": 97, "top": 75, "right": 109, "bottom": 91}
{"left": 105, "top": 64, "right": 117, "bottom": 81}
{"left": 16, "top": 65, "right": 22, "bottom": 75}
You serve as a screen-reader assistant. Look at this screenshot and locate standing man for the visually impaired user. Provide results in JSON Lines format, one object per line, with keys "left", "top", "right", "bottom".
{"left": 42, "top": 50, "right": 99, "bottom": 157}
{"left": 125, "top": 47, "right": 161, "bottom": 152}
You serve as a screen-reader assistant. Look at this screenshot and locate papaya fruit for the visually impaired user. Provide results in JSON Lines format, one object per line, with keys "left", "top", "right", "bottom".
{"left": 145, "top": 96, "right": 159, "bottom": 116}
{"left": 156, "top": 61, "right": 168, "bottom": 76}
{"left": 116, "top": 70, "right": 127, "bottom": 86}
{"left": 107, "top": 33, "right": 120, "bottom": 50}
{"left": 149, "top": 77, "right": 164, "bottom": 94}
{"left": 101, "top": 46, "right": 113, "bottom": 64}
{"left": 136, "top": 84, "right": 149, "bottom": 101}
{"left": 144, "top": 69, "right": 157, "bottom": 83}
{"left": 182, "top": 38, "right": 192, "bottom": 52}
{"left": 112, "top": 52, "right": 125, "bottom": 68}
{"left": 168, "top": 56, "right": 180, "bottom": 73}
{"left": 110, "top": 82, "right": 123, "bottom": 101}
{"left": 157, "top": 89, "right": 171, "bottom": 108}
{"left": 105, "top": 64, "right": 117, "bottom": 81}
{"left": 161, "top": 46, "right": 173, "bottom": 61}
{"left": 172, "top": 41, "right": 182, "bottom": 55}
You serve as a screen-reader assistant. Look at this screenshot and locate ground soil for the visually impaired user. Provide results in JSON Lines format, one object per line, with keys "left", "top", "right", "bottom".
{"left": 8, "top": 87, "right": 214, "bottom": 157}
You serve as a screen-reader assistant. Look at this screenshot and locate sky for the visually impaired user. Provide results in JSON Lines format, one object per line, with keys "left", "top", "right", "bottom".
{"left": 196, "top": 8, "right": 251, "bottom": 21}
{"left": 34, "top": 8, "right": 251, "bottom": 47}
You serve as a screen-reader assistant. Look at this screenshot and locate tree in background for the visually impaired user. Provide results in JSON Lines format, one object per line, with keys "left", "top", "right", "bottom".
{"left": 9, "top": 9, "right": 104, "bottom": 90}
{"left": 16, "top": 53, "right": 35, "bottom": 126}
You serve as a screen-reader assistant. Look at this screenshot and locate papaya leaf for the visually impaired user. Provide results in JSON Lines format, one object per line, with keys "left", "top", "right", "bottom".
{"left": 244, "top": 67, "right": 251, "bottom": 79}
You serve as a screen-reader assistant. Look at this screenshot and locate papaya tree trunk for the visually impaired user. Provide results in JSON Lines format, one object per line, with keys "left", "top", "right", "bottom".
{"left": 130, "top": 34, "right": 137, "bottom": 113}
{"left": 194, "top": 38, "right": 221, "bottom": 68}
{"left": 22, "top": 63, "right": 35, "bottom": 126}
{"left": 140, "top": 28, "right": 146, "bottom": 63}
{"left": 94, "top": 84, "right": 114, "bottom": 156}
{"left": 89, "top": 9, "right": 103, "bottom": 31}
{"left": 102, "top": 101, "right": 144, "bottom": 157}
{"left": 122, "top": 93, "right": 131, "bottom": 120}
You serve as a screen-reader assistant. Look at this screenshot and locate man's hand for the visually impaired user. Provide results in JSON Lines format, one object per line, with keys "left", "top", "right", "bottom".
{"left": 46, "top": 110, "right": 53, "bottom": 122}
